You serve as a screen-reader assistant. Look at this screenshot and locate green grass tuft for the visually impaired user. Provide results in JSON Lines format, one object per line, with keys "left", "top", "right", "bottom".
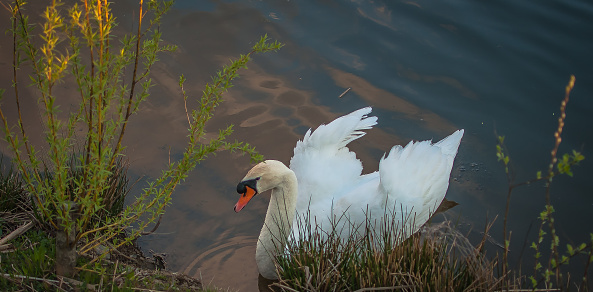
{"left": 273, "top": 211, "right": 507, "bottom": 291}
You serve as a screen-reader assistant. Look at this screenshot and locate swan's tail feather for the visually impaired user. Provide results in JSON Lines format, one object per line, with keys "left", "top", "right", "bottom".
{"left": 434, "top": 129, "right": 464, "bottom": 157}
{"left": 378, "top": 129, "right": 464, "bottom": 234}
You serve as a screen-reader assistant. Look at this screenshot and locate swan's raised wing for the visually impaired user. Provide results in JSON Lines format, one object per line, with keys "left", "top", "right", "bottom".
{"left": 377, "top": 129, "right": 464, "bottom": 235}
{"left": 289, "top": 107, "right": 377, "bottom": 214}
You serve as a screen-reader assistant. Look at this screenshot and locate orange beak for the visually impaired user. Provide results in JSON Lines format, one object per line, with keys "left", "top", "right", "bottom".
{"left": 234, "top": 185, "right": 257, "bottom": 212}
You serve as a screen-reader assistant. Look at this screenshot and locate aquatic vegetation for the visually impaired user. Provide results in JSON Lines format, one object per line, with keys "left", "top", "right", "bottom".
{"left": 0, "top": 0, "right": 280, "bottom": 280}
{"left": 496, "top": 75, "right": 590, "bottom": 290}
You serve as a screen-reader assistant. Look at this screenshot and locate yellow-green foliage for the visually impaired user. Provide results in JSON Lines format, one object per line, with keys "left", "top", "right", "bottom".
{"left": 0, "top": 0, "right": 281, "bottom": 275}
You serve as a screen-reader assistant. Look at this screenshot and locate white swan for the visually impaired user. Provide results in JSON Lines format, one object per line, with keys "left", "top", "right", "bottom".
{"left": 233, "top": 107, "right": 463, "bottom": 280}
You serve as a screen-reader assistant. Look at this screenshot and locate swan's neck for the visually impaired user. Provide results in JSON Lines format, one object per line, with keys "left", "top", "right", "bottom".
{"left": 256, "top": 170, "right": 298, "bottom": 280}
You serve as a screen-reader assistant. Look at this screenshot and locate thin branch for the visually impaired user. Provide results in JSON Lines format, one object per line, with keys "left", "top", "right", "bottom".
{"left": 111, "top": 0, "right": 144, "bottom": 167}
{"left": 140, "top": 213, "right": 164, "bottom": 236}
{"left": 544, "top": 75, "right": 575, "bottom": 285}
{"left": 11, "top": 2, "right": 33, "bottom": 164}
{"left": 0, "top": 221, "right": 33, "bottom": 246}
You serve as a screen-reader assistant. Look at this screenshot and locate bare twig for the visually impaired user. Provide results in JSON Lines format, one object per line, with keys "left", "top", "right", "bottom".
{"left": 353, "top": 286, "right": 414, "bottom": 292}
{"left": 495, "top": 289, "right": 560, "bottom": 292}
{"left": 140, "top": 213, "right": 164, "bottom": 236}
{"left": 180, "top": 80, "right": 191, "bottom": 127}
{"left": 338, "top": 87, "right": 351, "bottom": 98}
{"left": 105, "top": 242, "right": 142, "bottom": 266}
{"left": 112, "top": 260, "right": 119, "bottom": 291}
{"left": 0, "top": 273, "right": 59, "bottom": 283}
{"left": 0, "top": 221, "right": 33, "bottom": 246}
{"left": 57, "top": 275, "right": 98, "bottom": 291}
{"left": 111, "top": 0, "right": 144, "bottom": 167}
{"left": 0, "top": 273, "right": 76, "bottom": 291}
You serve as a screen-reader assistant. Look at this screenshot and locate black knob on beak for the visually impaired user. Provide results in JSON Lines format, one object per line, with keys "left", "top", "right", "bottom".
{"left": 236, "top": 178, "right": 259, "bottom": 194}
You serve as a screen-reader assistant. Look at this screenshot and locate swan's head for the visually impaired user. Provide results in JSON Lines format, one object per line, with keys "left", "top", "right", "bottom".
{"left": 234, "top": 160, "right": 290, "bottom": 213}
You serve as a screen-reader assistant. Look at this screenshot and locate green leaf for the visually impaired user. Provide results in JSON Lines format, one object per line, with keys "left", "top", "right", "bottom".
{"left": 567, "top": 244, "right": 574, "bottom": 255}
{"left": 553, "top": 235, "right": 560, "bottom": 247}
{"left": 557, "top": 153, "right": 574, "bottom": 176}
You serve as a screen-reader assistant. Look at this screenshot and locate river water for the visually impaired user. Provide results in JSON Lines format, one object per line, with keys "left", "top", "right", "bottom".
{"left": 140, "top": 1, "right": 593, "bottom": 290}
{"left": 1, "top": 0, "right": 592, "bottom": 291}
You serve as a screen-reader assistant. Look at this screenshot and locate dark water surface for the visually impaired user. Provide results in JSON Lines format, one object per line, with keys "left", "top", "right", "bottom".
{"left": 143, "top": 1, "right": 593, "bottom": 290}
{"left": 1, "top": 0, "right": 592, "bottom": 291}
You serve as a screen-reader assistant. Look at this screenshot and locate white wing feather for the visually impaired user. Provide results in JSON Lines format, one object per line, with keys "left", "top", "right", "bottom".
{"left": 289, "top": 107, "right": 377, "bottom": 214}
